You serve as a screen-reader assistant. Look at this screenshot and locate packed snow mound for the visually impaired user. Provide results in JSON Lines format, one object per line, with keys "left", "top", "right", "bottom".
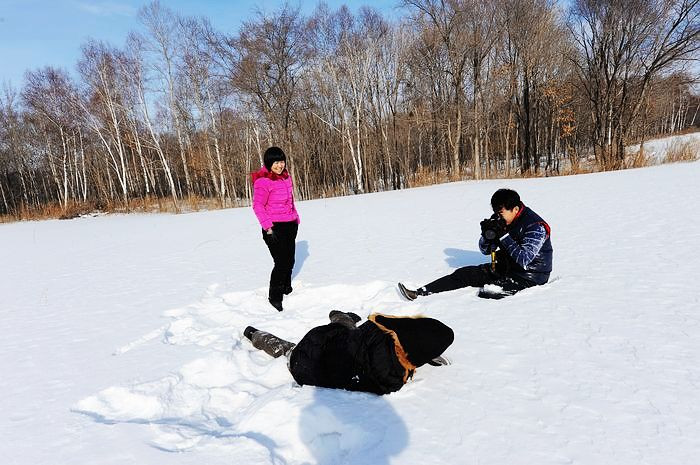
{"left": 74, "top": 281, "right": 419, "bottom": 464}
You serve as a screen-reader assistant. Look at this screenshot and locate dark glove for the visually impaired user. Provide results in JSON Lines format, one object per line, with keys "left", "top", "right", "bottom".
{"left": 482, "top": 237, "right": 499, "bottom": 252}
{"left": 480, "top": 213, "right": 506, "bottom": 241}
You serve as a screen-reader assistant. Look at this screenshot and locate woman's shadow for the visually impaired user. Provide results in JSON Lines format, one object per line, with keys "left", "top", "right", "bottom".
{"left": 298, "top": 388, "right": 408, "bottom": 465}
{"left": 444, "top": 247, "right": 487, "bottom": 268}
{"left": 292, "top": 240, "right": 309, "bottom": 279}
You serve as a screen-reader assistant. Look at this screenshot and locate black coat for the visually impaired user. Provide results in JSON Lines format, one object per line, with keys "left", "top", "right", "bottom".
{"left": 288, "top": 320, "right": 410, "bottom": 395}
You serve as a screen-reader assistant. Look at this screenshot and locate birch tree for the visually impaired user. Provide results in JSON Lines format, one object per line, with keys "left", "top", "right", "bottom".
{"left": 139, "top": 1, "right": 192, "bottom": 195}
{"left": 78, "top": 41, "right": 131, "bottom": 206}
{"left": 123, "top": 32, "right": 179, "bottom": 209}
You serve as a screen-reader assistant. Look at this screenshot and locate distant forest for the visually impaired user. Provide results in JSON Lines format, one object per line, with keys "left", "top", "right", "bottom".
{"left": 1, "top": 0, "right": 699, "bottom": 219}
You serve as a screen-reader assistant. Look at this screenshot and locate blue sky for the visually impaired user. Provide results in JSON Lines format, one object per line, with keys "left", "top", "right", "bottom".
{"left": 0, "top": 0, "right": 401, "bottom": 89}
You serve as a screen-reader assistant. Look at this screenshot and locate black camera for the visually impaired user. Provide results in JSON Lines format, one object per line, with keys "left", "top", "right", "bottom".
{"left": 480, "top": 213, "right": 506, "bottom": 241}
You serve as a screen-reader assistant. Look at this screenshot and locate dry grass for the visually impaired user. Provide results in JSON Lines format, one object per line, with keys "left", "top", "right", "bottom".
{"left": 407, "top": 166, "right": 473, "bottom": 187}
{"left": 0, "top": 195, "right": 236, "bottom": 224}
{"left": 317, "top": 184, "right": 350, "bottom": 198}
{"left": 559, "top": 162, "right": 597, "bottom": 175}
{"left": 2, "top": 138, "right": 698, "bottom": 225}
{"left": 667, "top": 126, "right": 700, "bottom": 137}
{"left": 663, "top": 140, "right": 700, "bottom": 163}
{"left": 517, "top": 168, "right": 553, "bottom": 179}
{"left": 407, "top": 166, "right": 445, "bottom": 187}
{"left": 625, "top": 148, "right": 654, "bottom": 169}
{"left": 0, "top": 202, "right": 87, "bottom": 223}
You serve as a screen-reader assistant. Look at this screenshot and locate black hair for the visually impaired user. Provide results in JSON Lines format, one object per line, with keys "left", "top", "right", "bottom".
{"left": 263, "top": 146, "right": 286, "bottom": 170}
{"left": 490, "top": 188, "right": 521, "bottom": 212}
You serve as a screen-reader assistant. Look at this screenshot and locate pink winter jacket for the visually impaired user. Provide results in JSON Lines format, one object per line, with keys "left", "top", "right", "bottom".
{"left": 251, "top": 166, "right": 300, "bottom": 230}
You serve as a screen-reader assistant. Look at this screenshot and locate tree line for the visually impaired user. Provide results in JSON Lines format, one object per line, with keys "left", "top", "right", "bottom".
{"left": 1, "top": 0, "right": 699, "bottom": 219}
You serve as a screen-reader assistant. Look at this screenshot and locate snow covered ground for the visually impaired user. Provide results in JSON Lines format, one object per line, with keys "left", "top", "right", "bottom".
{"left": 2, "top": 159, "right": 700, "bottom": 465}
{"left": 627, "top": 131, "right": 700, "bottom": 164}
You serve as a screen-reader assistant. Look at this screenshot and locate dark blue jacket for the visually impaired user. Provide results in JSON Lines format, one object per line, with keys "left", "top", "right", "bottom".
{"left": 496, "top": 205, "right": 553, "bottom": 285}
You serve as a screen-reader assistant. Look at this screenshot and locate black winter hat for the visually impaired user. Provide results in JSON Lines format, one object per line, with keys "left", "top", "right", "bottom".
{"left": 263, "top": 146, "right": 286, "bottom": 170}
{"left": 372, "top": 314, "right": 454, "bottom": 367}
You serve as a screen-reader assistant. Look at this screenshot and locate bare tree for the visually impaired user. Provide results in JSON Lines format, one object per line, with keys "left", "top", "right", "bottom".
{"left": 569, "top": 0, "right": 700, "bottom": 168}
{"left": 403, "top": 0, "right": 472, "bottom": 177}
{"left": 78, "top": 41, "right": 131, "bottom": 207}
{"left": 230, "top": 4, "right": 312, "bottom": 149}
{"left": 123, "top": 32, "right": 179, "bottom": 209}
{"left": 312, "top": 5, "right": 378, "bottom": 192}
{"left": 139, "top": 1, "right": 193, "bottom": 195}
{"left": 180, "top": 17, "right": 231, "bottom": 206}
{"left": 22, "top": 67, "right": 81, "bottom": 209}
{"left": 366, "top": 16, "right": 412, "bottom": 189}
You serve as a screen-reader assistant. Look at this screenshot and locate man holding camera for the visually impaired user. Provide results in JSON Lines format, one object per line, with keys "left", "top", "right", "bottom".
{"left": 398, "top": 188, "right": 553, "bottom": 300}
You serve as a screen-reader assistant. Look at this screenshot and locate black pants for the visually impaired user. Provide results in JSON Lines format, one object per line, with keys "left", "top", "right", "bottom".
{"left": 424, "top": 263, "right": 533, "bottom": 296}
{"left": 262, "top": 221, "right": 298, "bottom": 302}
{"left": 249, "top": 312, "right": 357, "bottom": 359}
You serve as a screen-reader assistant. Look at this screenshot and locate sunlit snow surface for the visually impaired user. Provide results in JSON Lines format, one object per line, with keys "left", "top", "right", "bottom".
{"left": 2, "top": 158, "right": 699, "bottom": 464}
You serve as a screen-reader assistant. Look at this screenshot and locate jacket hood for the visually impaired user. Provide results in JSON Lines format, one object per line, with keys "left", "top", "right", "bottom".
{"left": 251, "top": 166, "right": 290, "bottom": 184}
{"left": 369, "top": 314, "right": 454, "bottom": 367}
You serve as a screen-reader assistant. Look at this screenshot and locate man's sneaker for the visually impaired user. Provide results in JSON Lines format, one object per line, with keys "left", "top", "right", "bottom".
{"left": 243, "top": 326, "right": 258, "bottom": 341}
{"left": 398, "top": 282, "right": 420, "bottom": 301}
{"left": 283, "top": 286, "right": 293, "bottom": 295}
{"left": 427, "top": 356, "right": 451, "bottom": 366}
{"left": 269, "top": 299, "right": 283, "bottom": 312}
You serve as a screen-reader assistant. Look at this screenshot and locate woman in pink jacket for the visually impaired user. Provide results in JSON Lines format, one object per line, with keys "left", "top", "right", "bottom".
{"left": 251, "top": 147, "right": 300, "bottom": 311}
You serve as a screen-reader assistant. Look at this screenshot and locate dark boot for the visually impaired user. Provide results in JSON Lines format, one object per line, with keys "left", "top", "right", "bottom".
{"left": 283, "top": 272, "right": 293, "bottom": 295}
{"left": 244, "top": 326, "right": 258, "bottom": 340}
{"left": 244, "top": 326, "right": 295, "bottom": 358}
{"left": 268, "top": 299, "right": 284, "bottom": 312}
{"left": 329, "top": 310, "right": 361, "bottom": 329}
{"left": 269, "top": 284, "right": 285, "bottom": 311}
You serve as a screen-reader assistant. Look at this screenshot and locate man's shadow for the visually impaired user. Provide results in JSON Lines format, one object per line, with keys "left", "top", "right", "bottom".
{"left": 444, "top": 247, "right": 487, "bottom": 268}
{"left": 292, "top": 240, "right": 309, "bottom": 279}
{"left": 298, "top": 388, "right": 408, "bottom": 465}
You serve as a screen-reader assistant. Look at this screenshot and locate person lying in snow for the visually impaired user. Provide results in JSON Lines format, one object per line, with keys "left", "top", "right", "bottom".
{"left": 243, "top": 311, "right": 454, "bottom": 395}
{"left": 398, "top": 188, "right": 553, "bottom": 300}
